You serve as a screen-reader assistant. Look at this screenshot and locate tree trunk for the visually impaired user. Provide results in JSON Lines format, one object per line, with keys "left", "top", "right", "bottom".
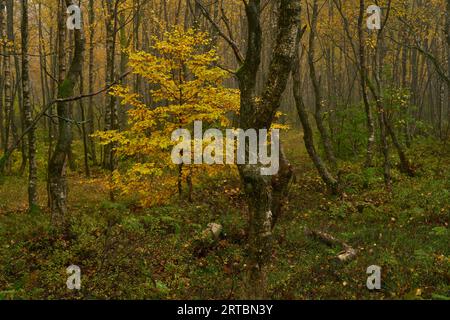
{"left": 0, "top": 0, "right": 5, "bottom": 152}
{"left": 385, "top": 116, "right": 415, "bottom": 176}
{"left": 118, "top": 12, "right": 129, "bottom": 129}
{"left": 132, "top": 0, "right": 142, "bottom": 103}
{"left": 21, "top": 0, "right": 38, "bottom": 210}
{"left": 307, "top": 0, "right": 337, "bottom": 168}
{"left": 377, "top": 26, "right": 414, "bottom": 177}
{"left": 14, "top": 41, "right": 27, "bottom": 176}
{"left": 87, "top": 0, "right": 97, "bottom": 165}
{"left": 358, "top": 0, "right": 375, "bottom": 168}
{"left": 235, "top": 0, "right": 299, "bottom": 299}
{"left": 79, "top": 66, "right": 90, "bottom": 177}
{"left": 293, "top": 27, "right": 339, "bottom": 194}
{"left": 103, "top": 0, "right": 119, "bottom": 172}
{"left": 370, "top": 5, "right": 392, "bottom": 189}
{"left": 48, "top": 0, "right": 85, "bottom": 227}
{"left": 2, "top": 0, "right": 13, "bottom": 173}
{"left": 446, "top": 0, "right": 450, "bottom": 130}
{"left": 0, "top": 0, "right": 26, "bottom": 175}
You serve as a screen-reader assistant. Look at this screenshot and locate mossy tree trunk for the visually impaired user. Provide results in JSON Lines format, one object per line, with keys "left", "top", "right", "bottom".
{"left": 235, "top": 0, "right": 300, "bottom": 299}
{"left": 48, "top": 0, "right": 84, "bottom": 227}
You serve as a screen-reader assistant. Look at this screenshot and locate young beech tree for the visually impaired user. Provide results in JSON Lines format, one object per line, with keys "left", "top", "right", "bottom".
{"left": 95, "top": 28, "right": 239, "bottom": 207}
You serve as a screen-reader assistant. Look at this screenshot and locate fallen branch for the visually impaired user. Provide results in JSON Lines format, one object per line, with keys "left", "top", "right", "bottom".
{"left": 305, "top": 228, "right": 357, "bottom": 262}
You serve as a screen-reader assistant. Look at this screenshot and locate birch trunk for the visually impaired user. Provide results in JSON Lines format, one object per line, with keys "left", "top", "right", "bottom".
{"left": 21, "top": 0, "right": 38, "bottom": 209}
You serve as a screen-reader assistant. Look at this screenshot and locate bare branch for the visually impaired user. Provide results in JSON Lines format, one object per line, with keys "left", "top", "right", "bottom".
{"left": 194, "top": 0, "right": 244, "bottom": 65}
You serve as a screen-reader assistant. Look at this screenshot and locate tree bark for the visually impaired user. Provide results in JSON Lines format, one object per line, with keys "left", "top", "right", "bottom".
{"left": 21, "top": 0, "right": 38, "bottom": 210}
{"left": 446, "top": 0, "right": 450, "bottom": 129}
{"left": 48, "top": 0, "right": 85, "bottom": 227}
{"left": 102, "top": 0, "right": 119, "bottom": 172}
{"left": 2, "top": 0, "right": 14, "bottom": 174}
{"left": 87, "top": 0, "right": 97, "bottom": 165}
{"left": 358, "top": 0, "right": 375, "bottom": 168}
{"left": 307, "top": 0, "right": 337, "bottom": 168}
{"left": 79, "top": 65, "right": 90, "bottom": 177}
{"left": 369, "top": 4, "right": 392, "bottom": 189}
{"left": 13, "top": 33, "right": 27, "bottom": 176}
{"left": 235, "top": 0, "right": 299, "bottom": 299}
{"left": 293, "top": 27, "right": 339, "bottom": 195}
{"left": 0, "top": 0, "right": 5, "bottom": 152}
{"left": 372, "top": 4, "right": 414, "bottom": 177}
{"left": 118, "top": 12, "right": 129, "bottom": 129}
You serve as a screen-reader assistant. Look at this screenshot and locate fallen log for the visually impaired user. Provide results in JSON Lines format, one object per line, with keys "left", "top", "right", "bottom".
{"left": 305, "top": 228, "right": 357, "bottom": 262}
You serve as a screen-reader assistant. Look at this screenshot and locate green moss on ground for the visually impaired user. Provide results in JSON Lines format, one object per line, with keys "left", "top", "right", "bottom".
{"left": 0, "top": 132, "right": 448, "bottom": 299}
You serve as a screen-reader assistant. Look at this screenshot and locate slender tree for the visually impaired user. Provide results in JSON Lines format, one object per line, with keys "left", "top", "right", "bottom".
{"left": 21, "top": 0, "right": 38, "bottom": 209}
{"left": 102, "top": 0, "right": 120, "bottom": 172}
{"left": 358, "top": 0, "right": 376, "bottom": 167}
{"left": 307, "top": 0, "right": 337, "bottom": 168}
{"left": 0, "top": 0, "right": 5, "bottom": 152}
{"left": 293, "top": 26, "right": 339, "bottom": 194}
{"left": 446, "top": 0, "right": 450, "bottom": 128}
{"left": 1, "top": 0, "right": 14, "bottom": 174}
{"left": 48, "top": 0, "right": 85, "bottom": 226}
{"left": 87, "top": 0, "right": 97, "bottom": 165}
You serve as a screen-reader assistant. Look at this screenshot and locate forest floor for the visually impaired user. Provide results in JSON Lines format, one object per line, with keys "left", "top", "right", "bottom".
{"left": 0, "top": 131, "right": 449, "bottom": 300}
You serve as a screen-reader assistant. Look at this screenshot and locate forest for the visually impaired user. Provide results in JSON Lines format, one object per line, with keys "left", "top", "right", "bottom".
{"left": 0, "top": 0, "right": 449, "bottom": 300}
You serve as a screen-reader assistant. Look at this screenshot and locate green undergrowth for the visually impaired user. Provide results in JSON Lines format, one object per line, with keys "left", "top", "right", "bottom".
{"left": 0, "top": 133, "right": 448, "bottom": 299}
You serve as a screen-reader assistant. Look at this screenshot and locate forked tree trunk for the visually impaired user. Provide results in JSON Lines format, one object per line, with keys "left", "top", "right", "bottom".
{"left": 293, "top": 27, "right": 339, "bottom": 195}
{"left": 236, "top": 0, "right": 300, "bottom": 299}
{"left": 371, "top": 2, "right": 414, "bottom": 180}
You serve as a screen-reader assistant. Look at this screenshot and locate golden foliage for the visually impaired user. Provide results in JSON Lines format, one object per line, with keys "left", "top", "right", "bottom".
{"left": 95, "top": 28, "right": 240, "bottom": 207}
